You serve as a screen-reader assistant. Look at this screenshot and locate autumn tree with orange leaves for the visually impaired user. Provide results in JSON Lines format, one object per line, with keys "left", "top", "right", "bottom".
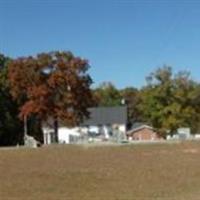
{"left": 8, "top": 51, "right": 93, "bottom": 142}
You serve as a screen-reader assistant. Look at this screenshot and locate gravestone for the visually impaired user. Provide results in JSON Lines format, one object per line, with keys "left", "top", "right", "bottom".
{"left": 112, "top": 125, "right": 126, "bottom": 143}
{"left": 24, "top": 135, "right": 38, "bottom": 148}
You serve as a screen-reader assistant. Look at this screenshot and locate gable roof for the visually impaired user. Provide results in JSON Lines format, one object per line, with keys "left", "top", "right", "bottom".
{"left": 131, "top": 122, "right": 147, "bottom": 130}
{"left": 43, "top": 106, "right": 127, "bottom": 128}
{"left": 81, "top": 106, "right": 127, "bottom": 126}
{"left": 127, "top": 124, "right": 153, "bottom": 135}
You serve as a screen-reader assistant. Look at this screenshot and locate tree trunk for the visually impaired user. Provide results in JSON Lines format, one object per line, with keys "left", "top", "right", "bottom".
{"left": 24, "top": 115, "right": 28, "bottom": 145}
{"left": 24, "top": 115, "right": 28, "bottom": 136}
{"left": 53, "top": 117, "right": 59, "bottom": 143}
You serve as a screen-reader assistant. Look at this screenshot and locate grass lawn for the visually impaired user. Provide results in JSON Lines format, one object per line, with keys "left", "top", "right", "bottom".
{"left": 1, "top": 141, "right": 200, "bottom": 200}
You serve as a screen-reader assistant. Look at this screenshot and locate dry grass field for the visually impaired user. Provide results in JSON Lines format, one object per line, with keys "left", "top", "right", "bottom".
{"left": 1, "top": 141, "right": 200, "bottom": 200}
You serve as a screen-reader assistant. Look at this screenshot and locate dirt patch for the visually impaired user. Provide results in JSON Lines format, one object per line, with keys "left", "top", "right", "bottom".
{"left": 182, "top": 148, "right": 199, "bottom": 154}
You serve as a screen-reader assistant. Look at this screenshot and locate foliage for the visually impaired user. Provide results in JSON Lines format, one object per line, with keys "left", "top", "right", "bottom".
{"left": 8, "top": 51, "right": 94, "bottom": 142}
{"left": 1, "top": 49, "right": 200, "bottom": 144}
{"left": 139, "top": 66, "right": 200, "bottom": 136}
{"left": 93, "top": 83, "right": 143, "bottom": 128}
{"left": 93, "top": 82, "right": 122, "bottom": 106}
{"left": 0, "top": 54, "right": 23, "bottom": 145}
{"left": 120, "top": 87, "right": 142, "bottom": 126}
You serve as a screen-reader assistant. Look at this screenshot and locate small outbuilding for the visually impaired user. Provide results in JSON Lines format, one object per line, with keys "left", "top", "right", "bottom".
{"left": 127, "top": 123, "right": 160, "bottom": 141}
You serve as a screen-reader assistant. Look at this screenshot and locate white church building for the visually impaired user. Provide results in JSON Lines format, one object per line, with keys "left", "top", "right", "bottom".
{"left": 42, "top": 106, "right": 127, "bottom": 144}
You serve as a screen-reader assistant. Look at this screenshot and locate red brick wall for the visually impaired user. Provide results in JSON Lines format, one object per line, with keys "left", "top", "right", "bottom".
{"left": 129, "top": 128, "right": 159, "bottom": 141}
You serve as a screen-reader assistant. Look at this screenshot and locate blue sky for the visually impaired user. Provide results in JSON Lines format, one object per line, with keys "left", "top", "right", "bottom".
{"left": 0, "top": 0, "right": 200, "bottom": 88}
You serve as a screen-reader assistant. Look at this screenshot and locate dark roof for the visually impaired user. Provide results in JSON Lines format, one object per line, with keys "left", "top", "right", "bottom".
{"left": 81, "top": 106, "right": 127, "bottom": 126}
{"left": 43, "top": 106, "right": 127, "bottom": 128}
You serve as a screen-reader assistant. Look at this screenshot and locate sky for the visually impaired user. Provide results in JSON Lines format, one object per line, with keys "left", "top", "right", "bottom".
{"left": 0, "top": 0, "right": 200, "bottom": 88}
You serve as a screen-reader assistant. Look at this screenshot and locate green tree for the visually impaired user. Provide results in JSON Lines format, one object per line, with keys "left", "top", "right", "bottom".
{"left": 139, "top": 66, "right": 200, "bottom": 136}
{"left": 93, "top": 82, "right": 122, "bottom": 106}
{"left": 120, "top": 87, "right": 142, "bottom": 126}
{"left": 172, "top": 71, "right": 200, "bottom": 133}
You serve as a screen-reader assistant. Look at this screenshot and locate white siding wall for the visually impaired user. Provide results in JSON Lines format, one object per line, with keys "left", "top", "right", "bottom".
{"left": 58, "top": 127, "right": 80, "bottom": 144}
{"left": 42, "top": 123, "right": 126, "bottom": 144}
{"left": 118, "top": 124, "right": 126, "bottom": 133}
{"left": 43, "top": 127, "right": 53, "bottom": 145}
{"left": 42, "top": 127, "right": 81, "bottom": 144}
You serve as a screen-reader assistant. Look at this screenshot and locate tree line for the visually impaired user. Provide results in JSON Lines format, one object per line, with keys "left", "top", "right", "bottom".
{"left": 93, "top": 67, "right": 200, "bottom": 136}
{"left": 0, "top": 52, "right": 200, "bottom": 145}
